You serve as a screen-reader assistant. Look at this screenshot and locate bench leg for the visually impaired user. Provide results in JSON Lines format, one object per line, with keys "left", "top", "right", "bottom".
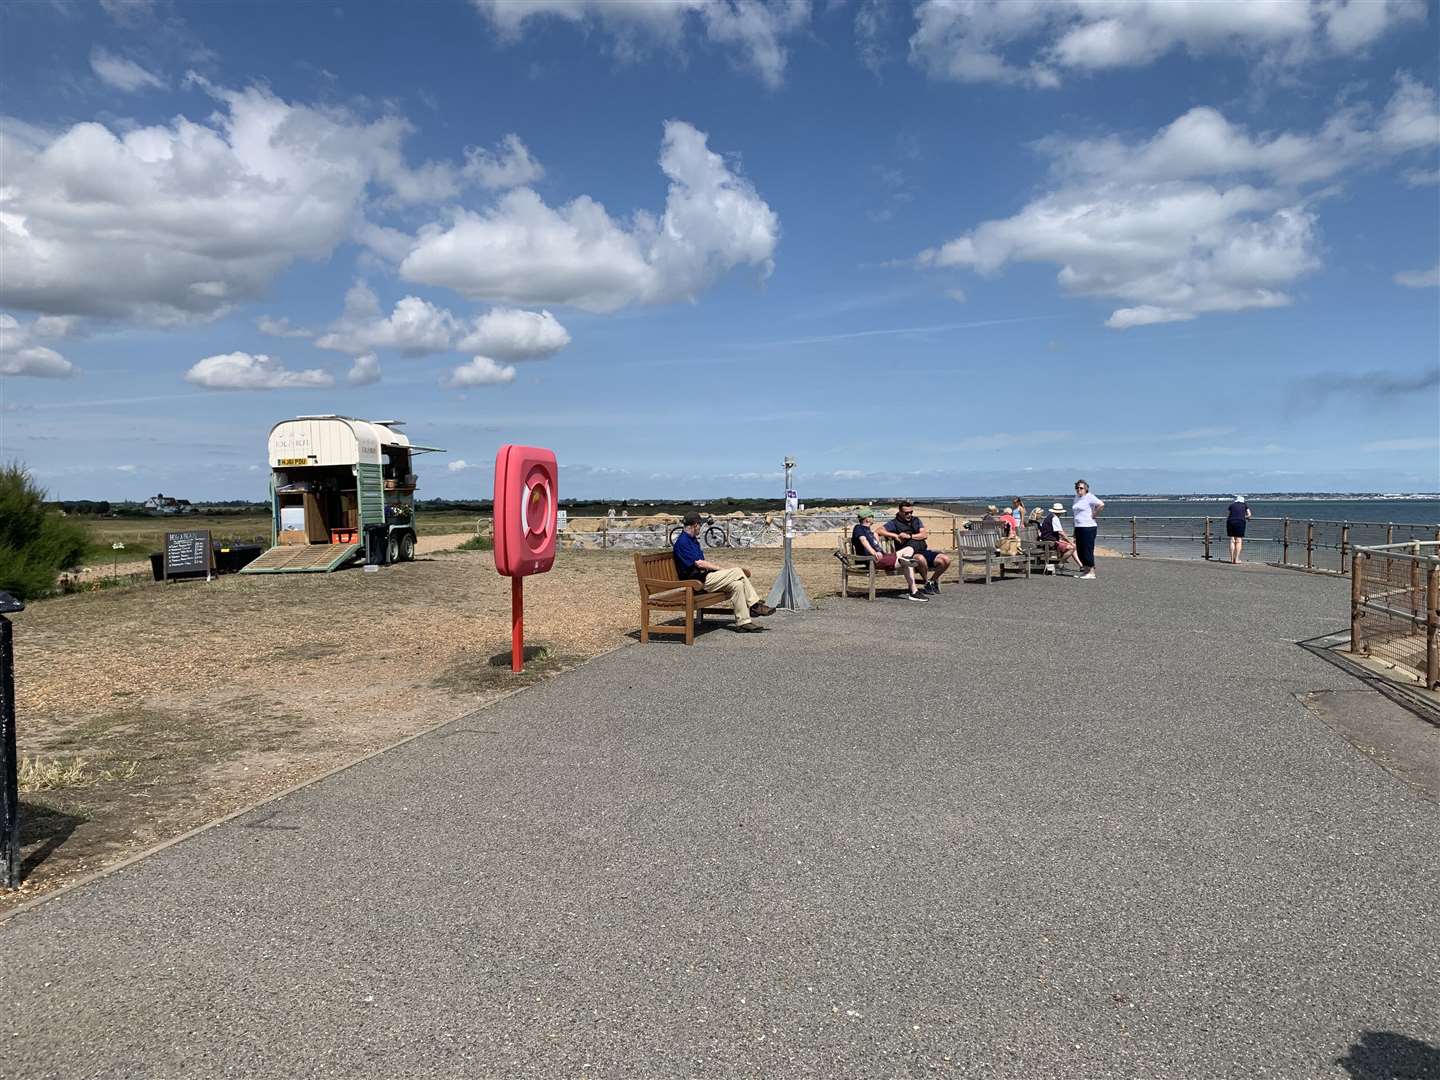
{"left": 868, "top": 563, "right": 876, "bottom": 601}
{"left": 684, "top": 594, "right": 695, "bottom": 645}
{"left": 985, "top": 553, "right": 993, "bottom": 584}
{"left": 840, "top": 561, "right": 849, "bottom": 598}
{"left": 640, "top": 599, "right": 650, "bottom": 643}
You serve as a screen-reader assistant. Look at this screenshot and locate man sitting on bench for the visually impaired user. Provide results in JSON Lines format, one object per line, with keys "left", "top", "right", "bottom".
{"left": 673, "top": 511, "right": 774, "bottom": 633}
{"left": 878, "top": 501, "right": 952, "bottom": 594}
{"left": 852, "top": 508, "right": 927, "bottom": 602}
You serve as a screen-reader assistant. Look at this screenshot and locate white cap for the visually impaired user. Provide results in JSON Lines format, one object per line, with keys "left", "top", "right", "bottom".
{"left": 1234, "top": 495, "right": 1246, "bottom": 502}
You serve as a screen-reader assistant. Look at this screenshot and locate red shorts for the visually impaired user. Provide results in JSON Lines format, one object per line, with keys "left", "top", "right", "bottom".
{"left": 874, "top": 554, "right": 899, "bottom": 570}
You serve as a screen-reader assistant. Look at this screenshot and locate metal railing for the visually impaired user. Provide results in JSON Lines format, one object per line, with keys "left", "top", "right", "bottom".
{"left": 1350, "top": 542, "right": 1440, "bottom": 691}
{"left": 1098, "top": 517, "right": 1438, "bottom": 574}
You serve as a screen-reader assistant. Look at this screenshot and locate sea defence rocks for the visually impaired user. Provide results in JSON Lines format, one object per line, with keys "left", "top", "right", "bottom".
{"left": 563, "top": 511, "right": 859, "bottom": 550}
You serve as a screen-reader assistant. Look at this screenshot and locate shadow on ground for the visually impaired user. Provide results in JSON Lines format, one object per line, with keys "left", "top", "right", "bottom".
{"left": 1336, "top": 1031, "right": 1440, "bottom": 1079}
{"left": 18, "top": 801, "right": 85, "bottom": 883}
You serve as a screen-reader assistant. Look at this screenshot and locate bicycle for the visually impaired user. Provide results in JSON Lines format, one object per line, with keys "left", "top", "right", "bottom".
{"left": 667, "top": 517, "right": 730, "bottom": 548}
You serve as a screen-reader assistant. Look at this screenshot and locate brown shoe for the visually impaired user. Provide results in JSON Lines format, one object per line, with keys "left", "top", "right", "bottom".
{"left": 732, "top": 621, "right": 766, "bottom": 633}
{"left": 750, "top": 603, "right": 776, "bottom": 617}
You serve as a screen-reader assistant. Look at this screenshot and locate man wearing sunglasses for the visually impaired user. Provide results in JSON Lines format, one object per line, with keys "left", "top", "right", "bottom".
{"left": 878, "top": 501, "right": 951, "bottom": 594}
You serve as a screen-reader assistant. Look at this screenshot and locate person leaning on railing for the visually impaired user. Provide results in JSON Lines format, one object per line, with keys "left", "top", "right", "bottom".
{"left": 1226, "top": 495, "right": 1252, "bottom": 564}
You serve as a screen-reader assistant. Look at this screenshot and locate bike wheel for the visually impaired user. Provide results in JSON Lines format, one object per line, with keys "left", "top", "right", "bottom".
{"left": 703, "top": 525, "right": 728, "bottom": 548}
{"left": 667, "top": 525, "right": 683, "bottom": 545}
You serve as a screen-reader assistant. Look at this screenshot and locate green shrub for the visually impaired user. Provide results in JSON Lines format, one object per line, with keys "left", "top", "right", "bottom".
{"left": 0, "top": 463, "right": 92, "bottom": 602}
{"left": 457, "top": 534, "right": 493, "bottom": 551}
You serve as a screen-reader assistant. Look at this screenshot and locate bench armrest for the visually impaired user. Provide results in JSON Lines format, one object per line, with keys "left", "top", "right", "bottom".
{"left": 642, "top": 577, "right": 700, "bottom": 594}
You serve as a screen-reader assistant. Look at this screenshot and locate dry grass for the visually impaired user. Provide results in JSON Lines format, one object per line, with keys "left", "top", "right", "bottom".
{"left": 19, "top": 755, "right": 140, "bottom": 792}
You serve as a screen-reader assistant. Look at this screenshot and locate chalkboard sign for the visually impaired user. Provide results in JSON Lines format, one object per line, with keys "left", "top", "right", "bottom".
{"left": 163, "top": 530, "right": 213, "bottom": 581}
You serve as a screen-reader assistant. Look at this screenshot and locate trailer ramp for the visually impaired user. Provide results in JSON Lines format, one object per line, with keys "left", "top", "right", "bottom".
{"left": 240, "top": 542, "right": 361, "bottom": 574}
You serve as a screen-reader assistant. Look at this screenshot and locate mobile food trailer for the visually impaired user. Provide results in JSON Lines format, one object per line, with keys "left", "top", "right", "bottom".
{"left": 241, "top": 416, "right": 444, "bottom": 574}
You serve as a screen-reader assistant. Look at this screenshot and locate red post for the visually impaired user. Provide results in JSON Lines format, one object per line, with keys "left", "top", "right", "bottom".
{"left": 512, "top": 575, "right": 524, "bottom": 673}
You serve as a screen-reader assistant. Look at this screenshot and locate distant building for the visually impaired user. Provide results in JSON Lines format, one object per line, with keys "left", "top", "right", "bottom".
{"left": 142, "top": 493, "right": 194, "bottom": 516}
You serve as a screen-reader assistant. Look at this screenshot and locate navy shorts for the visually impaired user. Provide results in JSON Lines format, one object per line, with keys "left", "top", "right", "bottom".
{"left": 1226, "top": 522, "right": 1246, "bottom": 538}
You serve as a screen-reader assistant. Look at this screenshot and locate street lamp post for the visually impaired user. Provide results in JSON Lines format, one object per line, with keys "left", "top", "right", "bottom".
{"left": 766, "top": 456, "right": 811, "bottom": 611}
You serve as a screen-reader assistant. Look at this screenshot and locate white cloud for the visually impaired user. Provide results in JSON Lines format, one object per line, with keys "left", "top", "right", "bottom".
{"left": 463, "top": 134, "right": 545, "bottom": 189}
{"left": 908, "top": 0, "right": 1426, "bottom": 86}
{"left": 184, "top": 352, "right": 334, "bottom": 390}
{"left": 1394, "top": 264, "right": 1440, "bottom": 288}
{"left": 399, "top": 120, "right": 779, "bottom": 312}
{"left": 447, "top": 459, "right": 473, "bottom": 472}
{"left": 456, "top": 307, "right": 571, "bottom": 360}
{"left": 115, "top": 464, "right": 138, "bottom": 473}
{"left": 89, "top": 47, "right": 165, "bottom": 92}
{"left": 347, "top": 353, "right": 382, "bottom": 386}
{"left": 1361, "top": 436, "right": 1440, "bottom": 452}
{"left": 472, "top": 0, "right": 811, "bottom": 89}
{"left": 0, "top": 314, "right": 78, "bottom": 377}
{"left": 99, "top": 0, "right": 157, "bottom": 25}
{"left": 919, "top": 79, "right": 1439, "bottom": 327}
{"left": 257, "top": 315, "right": 314, "bottom": 338}
{"left": 0, "top": 80, "right": 457, "bottom": 324}
{"left": 446, "top": 356, "right": 516, "bottom": 387}
{"left": 944, "top": 287, "right": 967, "bottom": 303}
{"left": 316, "top": 283, "right": 459, "bottom": 356}
{"left": 1403, "top": 167, "right": 1440, "bottom": 186}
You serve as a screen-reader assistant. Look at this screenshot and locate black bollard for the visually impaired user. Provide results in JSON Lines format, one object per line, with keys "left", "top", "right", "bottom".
{"left": 1, "top": 591, "right": 22, "bottom": 890}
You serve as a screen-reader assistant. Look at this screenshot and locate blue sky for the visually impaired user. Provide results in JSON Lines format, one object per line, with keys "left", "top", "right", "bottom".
{"left": 1, "top": 0, "right": 1437, "bottom": 501}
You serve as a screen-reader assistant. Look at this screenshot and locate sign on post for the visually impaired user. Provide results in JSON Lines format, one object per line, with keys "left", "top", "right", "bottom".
{"left": 494, "top": 446, "right": 559, "bottom": 672}
{"left": 163, "top": 530, "right": 213, "bottom": 582}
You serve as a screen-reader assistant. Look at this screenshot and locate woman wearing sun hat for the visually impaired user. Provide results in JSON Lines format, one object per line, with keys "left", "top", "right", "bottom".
{"left": 1226, "top": 495, "right": 1251, "bottom": 564}
{"left": 852, "top": 508, "right": 926, "bottom": 601}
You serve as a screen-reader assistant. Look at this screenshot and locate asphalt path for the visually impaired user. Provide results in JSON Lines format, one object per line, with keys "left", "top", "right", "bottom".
{"left": 3, "top": 558, "right": 1437, "bottom": 1079}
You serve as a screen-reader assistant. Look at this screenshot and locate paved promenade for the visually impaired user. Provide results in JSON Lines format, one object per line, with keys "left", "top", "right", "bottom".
{"left": 3, "top": 559, "right": 1437, "bottom": 1079}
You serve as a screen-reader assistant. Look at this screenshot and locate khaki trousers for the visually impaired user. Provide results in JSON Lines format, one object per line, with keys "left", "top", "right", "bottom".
{"left": 703, "top": 567, "right": 760, "bottom": 624}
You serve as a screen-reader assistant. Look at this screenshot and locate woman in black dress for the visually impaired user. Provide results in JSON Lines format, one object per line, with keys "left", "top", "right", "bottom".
{"left": 1226, "top": 496, "right": 1251, "bottom": 564}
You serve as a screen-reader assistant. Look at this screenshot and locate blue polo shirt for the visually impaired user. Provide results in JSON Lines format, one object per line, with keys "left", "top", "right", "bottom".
{"left": 884, "top": 514, "right": 929, "bottom": 553}
{"left": 673, "top": 531, "right": 706, "bottom": 580}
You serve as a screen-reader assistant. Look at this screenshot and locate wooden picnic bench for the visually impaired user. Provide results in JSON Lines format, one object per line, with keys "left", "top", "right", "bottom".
{"left": 951, "top": 525, "right": 1030, "bottom": 583}
{"left": 834, "top": 530, "right": 911, "bottom": 600}
{"left": 634, "top": 550, "right": 751, "bottom": 644}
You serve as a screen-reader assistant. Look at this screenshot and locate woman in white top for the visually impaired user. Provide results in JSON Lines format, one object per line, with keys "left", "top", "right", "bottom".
{"left": 1071, "top": 479, "right": 1104, "bottom": 580}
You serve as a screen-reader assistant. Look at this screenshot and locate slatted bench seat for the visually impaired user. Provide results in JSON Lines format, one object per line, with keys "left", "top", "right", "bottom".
{"left": 634, "top": 550, "right": 751, "bottom": 644}
{"left": 833, "top": 530, "right": 911, "bottom": 600}
{"left": 952, "top": 526, "right": 1030, "bottom": 584}
{"left": 1020, "top": 524, "right": 1063, "bottom": 574}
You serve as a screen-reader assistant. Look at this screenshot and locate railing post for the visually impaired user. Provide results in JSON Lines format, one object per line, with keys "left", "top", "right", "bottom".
{"left": 1130, "top": 516, "right": 1137, "bottom": 558}
{"left": 1, "top": 592, "right": 23, "bottom": 891}
{"left": 1280, "top": 518, "right": 1289, "bottom": 565}
{"left": 1412, "top": 542, "right": 1422, "bottom": 619}
{"left": 1340, "top": 522, "right": 1350, "bottom": 575}
{"left": 1203, "top": 517, "right": 1211, "bottom": 561}
{"left": 1386, "top": 522, "right": 1393, "bottom": 545}
{"left": 1305, "top": 521, "right": 1314, "bottom": 570}
{"left": 1351, "top": 551, "right": 1367, "bottom": 655}
{"left": 1428, "top": 563, "right": 1439, "bottom": 691}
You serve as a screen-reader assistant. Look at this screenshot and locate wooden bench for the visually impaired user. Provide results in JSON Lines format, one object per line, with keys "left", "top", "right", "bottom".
{"left": 834, "top": 529, "right": 912, "bottom": 600}
{"left": 634, "top": 550, "right": 751, "bottom": 644}
{"left": 1020, "top": 524, "right": 1063, "bottom": 574}
{"left": 952, "top": 525, "right": 1030, "bottom": 583}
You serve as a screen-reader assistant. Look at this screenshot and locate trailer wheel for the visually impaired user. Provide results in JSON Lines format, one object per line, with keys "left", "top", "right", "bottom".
{"left": 399, "top": 531, "right": 416, "bottom": 562}
{"left": 386, "top": 532, "right": 401, "bottom": 565}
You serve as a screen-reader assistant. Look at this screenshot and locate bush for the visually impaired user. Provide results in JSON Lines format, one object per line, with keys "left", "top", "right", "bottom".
{"left": 0, "top": 463, "right": 92, "bottom": 602}
{"left": 457, "top": 534, "right": 493, "bottom": 551}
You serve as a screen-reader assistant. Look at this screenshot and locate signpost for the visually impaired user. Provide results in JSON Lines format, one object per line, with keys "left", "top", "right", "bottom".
{"left": 493, "top": 445, "right": 560, "bottom": 672}
{"left": 1, "top": 591, "right": 23, "bottom": 890}
{"left": 163, "top": 530, "right": 213, "bottom": 582}
{"left": 766, "top": 456, "right": 811, "bottom": 611}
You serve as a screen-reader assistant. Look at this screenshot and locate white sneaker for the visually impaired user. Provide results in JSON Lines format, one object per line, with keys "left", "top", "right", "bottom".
{"left": 1079, "top": 571, "right": 1096, "bottom": 579}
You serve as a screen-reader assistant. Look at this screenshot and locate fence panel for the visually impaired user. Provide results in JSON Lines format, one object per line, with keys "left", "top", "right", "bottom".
{"left": 1351, "top": 543, "right": 1440, "bottom": 690}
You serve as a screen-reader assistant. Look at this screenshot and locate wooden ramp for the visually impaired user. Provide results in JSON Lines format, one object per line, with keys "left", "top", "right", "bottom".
{"left": 240, "top": 542, "right": 361, "bottom": 574}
